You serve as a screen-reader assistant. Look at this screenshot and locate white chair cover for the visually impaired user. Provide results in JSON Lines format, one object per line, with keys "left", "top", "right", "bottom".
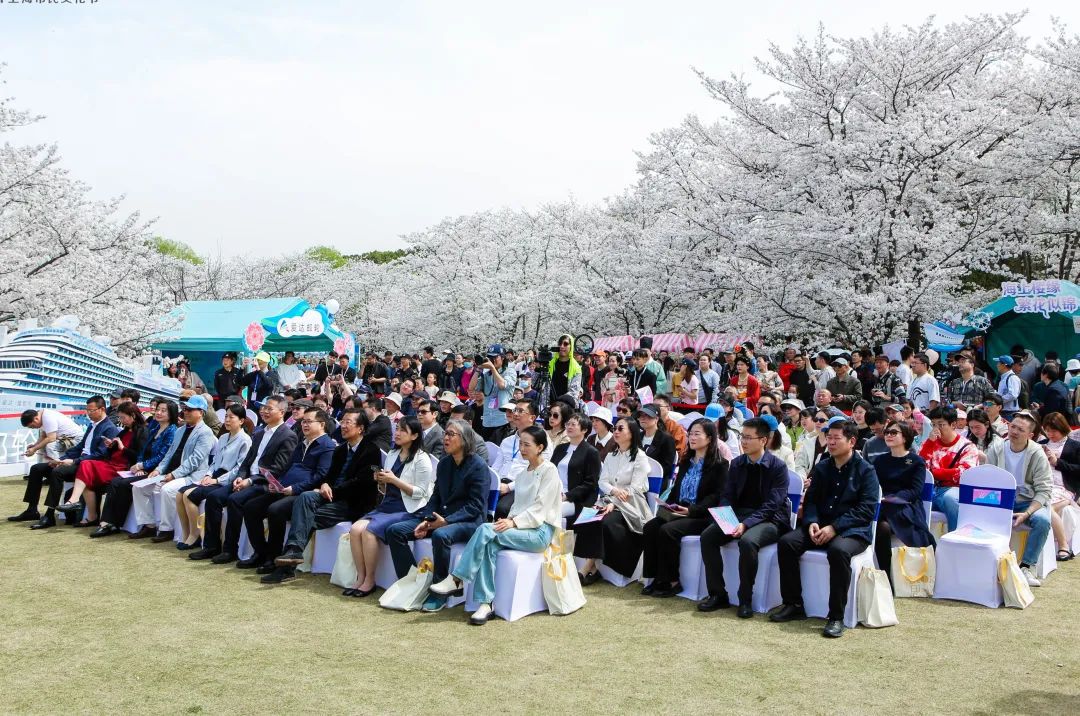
{"left": 576, "top": 556, "right": 642, "bottom": 587}
{"left": 921, "top": 470, "right": 934, "bottom": 523}
{"left": 464, "top": 550, "right": 549, "bottom": 622}
{"left": 1010, "top": 525, "right": 1057, "bottom": 580}
{"left": 312, "top": 521, "right": 351, "bottom": 574}
{"left": 646, "top": 457, "right": 664, "bottom": 510}
{"left": 412, "top": 539, "right": 469, "bottom": 606}
{"left": 933, "top": 465, "right": 1016, "bottom": 608}
{"left": 677, "top": 536, "right": 708, "bottom": 601}
{"left": 484, "top": 442, "right": 501, "bottom": 469}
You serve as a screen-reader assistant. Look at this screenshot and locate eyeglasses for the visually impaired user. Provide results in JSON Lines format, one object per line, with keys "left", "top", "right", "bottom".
{"left": 814, "top": 417, "right": 828, "bottom": 423}
{"left": 417, "top": 410, "right": 432, "bottom": 415}
{"left": 883, "top": 429, "right": 902, "bottom": 436}
{"left": 739, "top": 433, "right": 767, "bottom": 441}
{"left": 444, "top": 431, "right": 462, "bottom": 439}
{"left": 300, "top": 419, "right": 318, "bottom": 425}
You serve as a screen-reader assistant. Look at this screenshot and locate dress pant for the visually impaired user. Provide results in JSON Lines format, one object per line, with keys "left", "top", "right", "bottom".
{"left": 572, "top": 509, "right": 643, "bottom": 578}
{"left": 242, "top": 492, "right": 296, "bottom": 562}
{"left": 452, "top": 522, "right": 554, "bottom": 603}
{"left": 641, "top": 515, "right": 712, "bottom": 584}
{"left": 385, "top": 517, "right": 481, "bottom": 581}
{"left": 700, "top": 521, "right": 781, "bottom": 605}
{"left": 777, "top": 527, "right": 869, "bottom": 621}
{"left": 100, "top": 474, "right": 142, "bottom": 526}
{"left": 23, "top": 461, "right": 78, "bottom": 511}
{"left": 157, "top": 478, "right": 194, "bottom": 531}
{"left": 203, "top": 484, "right": 265, "bottom": 554}
{"left": 283, "top": 491, "right": 361, "bottom": 555}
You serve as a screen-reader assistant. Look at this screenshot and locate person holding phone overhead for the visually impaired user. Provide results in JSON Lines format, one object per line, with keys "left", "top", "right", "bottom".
{"left": 55, "top": 403, "right": 147, "bottom": 527}
{"left": 641, "top": 419, "right": 729, "bottom": 598}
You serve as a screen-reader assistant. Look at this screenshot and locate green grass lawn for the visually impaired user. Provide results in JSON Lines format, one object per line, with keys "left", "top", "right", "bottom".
{"left": 2, "top": 477, "right": 1078, "bottom": 715}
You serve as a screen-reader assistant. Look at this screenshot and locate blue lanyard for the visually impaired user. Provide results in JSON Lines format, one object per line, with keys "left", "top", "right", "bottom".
{"left": 512, "top": 436, "right": 519, "bottom": 460}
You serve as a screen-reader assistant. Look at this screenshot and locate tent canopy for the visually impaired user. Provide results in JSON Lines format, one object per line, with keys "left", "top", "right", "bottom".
{"left": 150, "top": 298, "right": 352, "bottom": 355}
{"left": 950, "top": 280, "right": 1080, "bottom": 362}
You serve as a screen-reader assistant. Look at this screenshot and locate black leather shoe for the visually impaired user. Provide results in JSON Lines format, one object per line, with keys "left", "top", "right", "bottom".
{"left": 29, "top": 515, "right": 56, "bottom": 530}
{"left": 274, "top": 550, "right": 304, "bottom": 566}
{"left": 737, "top": 604, "right": 754, "bottom": 619}
{"left": 697, "top": 594, "right": 731, "bottom": 612}
{"left": 769, "top": 604, "right": 807, "bottom": 622}
{"left": 176, "top": 539, "right": 201, "bottom": 551}
{"left": 640, "top": 582, "right": 656, "bottom": 596}
{"left": 128, "top": 525, "right": 155, "bottom": 540}
{"left": 653, "top": 582, "right": 682, "bottom": 598}
{"left": 7, "top": 509, "right": 40, "bottom": 522}
{"left": 150, "top": 530, "right": 174, "bottom": 543}
{"left": 256, "top": 562, "right": 277, "bottom": 575}
{"left": 211, "top": 552, "right": 236, "bottom": 565}
{"left": 822, "top": 620, "right": 845, "bottom": 638}
{"left": 580, "top": 571, "right": 601, "bottom": 586}
{"left": 55, "top": 501, "right": 82, "bottom": 514}
{"left": 90, "top": 525, "right": 121, "bottom": 538}
{"left": 188, "top": 548, "right": 220, "bottom": 561}
{"left": 236, "top": 556, "right": 262, "bottom": 569}
{"left": 260, "top": 566, "right": 295, "bottom": 584}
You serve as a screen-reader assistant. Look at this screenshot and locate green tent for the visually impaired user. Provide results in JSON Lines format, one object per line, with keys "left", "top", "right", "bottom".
{"left": 953, "top": 280, "right": 1080, "bottom": 361}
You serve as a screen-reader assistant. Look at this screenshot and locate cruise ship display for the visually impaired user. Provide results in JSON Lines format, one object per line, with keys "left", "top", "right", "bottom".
{"left": 0, "top": 319, "right": 182, "bottom": 416}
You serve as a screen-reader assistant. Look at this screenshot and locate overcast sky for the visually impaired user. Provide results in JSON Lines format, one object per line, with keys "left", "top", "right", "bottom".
{"left": 1, "top": 1, "right": 1074, "bottom": 257}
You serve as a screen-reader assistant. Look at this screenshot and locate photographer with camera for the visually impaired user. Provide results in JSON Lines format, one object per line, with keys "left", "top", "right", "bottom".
{"left": 468, "top": 344, "right": 517, "bottom": 442}
{"left": 360, "top": 352, "right": 387, "bottom": 396}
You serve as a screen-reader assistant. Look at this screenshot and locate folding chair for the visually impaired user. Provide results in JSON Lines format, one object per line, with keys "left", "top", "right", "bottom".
{"left": 933, "top": 465, "right": 1016, "bottom": 607}
{"left": 646, "top": 457, "right": 664, "bottom": 512}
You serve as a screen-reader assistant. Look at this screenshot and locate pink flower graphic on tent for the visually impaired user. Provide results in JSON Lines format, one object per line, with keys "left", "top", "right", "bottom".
{"left": 334, "top": 335, "right": 354, "bottom": 359}
{"left": 244, "top": 321, "right": 266, "bottom": 352}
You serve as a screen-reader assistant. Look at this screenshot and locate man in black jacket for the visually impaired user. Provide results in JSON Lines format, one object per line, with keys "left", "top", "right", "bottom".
{"left": 190, "top": 395, "right": 298, "bottom": 563}
{"left": 213, "top": 352, "right": 245, "bottom": 410}
{"left": 363, "top": 397, "right": 393, "bottom": 452}
{"left": 265, "top": 408, "right": 382, "bottom": 583}
{"left": 698, "top": 417, "right": 791, "bottom": 618}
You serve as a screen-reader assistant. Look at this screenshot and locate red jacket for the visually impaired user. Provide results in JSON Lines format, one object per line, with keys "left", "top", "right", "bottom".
{"left": 919, "top": 434, "right": 978, "bottom": 488}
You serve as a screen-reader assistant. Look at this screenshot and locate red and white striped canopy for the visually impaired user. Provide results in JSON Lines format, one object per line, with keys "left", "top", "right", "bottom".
{"left": 642, "top": 333, "right": 693, "bottom": 352}
{"left": 592, "top": 335, "right": 635, "bottom": 353}
{"left": 693, "top": 333, "right": 758, "bottom": 352}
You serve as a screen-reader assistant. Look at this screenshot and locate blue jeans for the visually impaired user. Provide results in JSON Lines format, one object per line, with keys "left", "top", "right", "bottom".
{"left": 1013, "top": 500, "right": 1052, "bottom": 567}
{"left": 385, "top": 517, "right": 481, "bottom": 581}
{"left": 452, "top": 522, "right": 555, "bottom": 604}
{"left": 932, "top": 487, "right": 959, "bottom": 532}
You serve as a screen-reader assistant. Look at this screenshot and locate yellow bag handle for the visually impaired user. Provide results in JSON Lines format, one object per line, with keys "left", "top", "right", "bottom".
{"left": 897, "top": 546, "right": 929, "bottom": 583}
{"left": 997, "top": 555, "right": 1009, "bottom": 586}
{"left": 544, "top": 552, "right": 567, "bottom": 581}
{"left": 417, "top": 558, "right": 435, "bottom": 574}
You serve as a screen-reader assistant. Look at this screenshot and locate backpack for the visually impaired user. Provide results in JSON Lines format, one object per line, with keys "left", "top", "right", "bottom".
{"left": 1017, "top": 375, "right": 1030, "bottom": 409}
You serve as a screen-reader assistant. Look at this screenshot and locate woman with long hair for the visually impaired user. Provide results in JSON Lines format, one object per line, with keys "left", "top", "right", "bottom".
{"left": 641, "top": 419, "right": 729, "bottom": 597}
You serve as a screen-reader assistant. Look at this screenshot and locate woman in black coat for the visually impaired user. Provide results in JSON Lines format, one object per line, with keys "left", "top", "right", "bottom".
{"left": 637, "top": 405, "right": 677, "bottom": 493}
{"left": 551, "top": 414, "right": 601, "bottom": 526}
{"left": 641, "top": 419, "right": 729, "bottom": 597}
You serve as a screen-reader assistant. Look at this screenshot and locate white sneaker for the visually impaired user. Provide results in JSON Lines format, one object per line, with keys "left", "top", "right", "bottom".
{"left": 1021, "top": 566, "right": 1042, "bottom": 587}
{"left": 429, "top": 575, "right": 463, "bottom": 596}
{"left": 469, "top": 603, "right": 493, "bottom": 625}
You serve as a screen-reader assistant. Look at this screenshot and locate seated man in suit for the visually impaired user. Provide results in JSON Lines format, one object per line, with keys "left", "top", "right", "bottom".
{"left": 770, "top": 418, "right": 879, "bottom": 638}
{"left": 698, "top": 417, "right": 792, "bottom": 618}
{"left": 495, "top": 399, "right": 552, "bottom": 519}
{"left": 384, "top": 419, "right": 488, "bottom": 612}
{"left": 417, "top": 399, "right": 445, "bottom": 459}
{"left": 237, "top": 407, "right": 336, "bottom": 570}
{"left": 188, "top": 395, "right": 298, "bottom": 562}
{"left": 129, "top": 395, "right": 216, "bottom": 541}
{"left": 21, "top": 396, "right": 118, "bottom": 530}
{"left": 262, "top": 408, "right": 383, "bottom": 583}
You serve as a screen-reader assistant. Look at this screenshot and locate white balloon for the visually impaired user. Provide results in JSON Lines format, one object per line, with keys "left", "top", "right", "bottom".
{"left": 325, "top": 299, "right": 340, "bottom": 316}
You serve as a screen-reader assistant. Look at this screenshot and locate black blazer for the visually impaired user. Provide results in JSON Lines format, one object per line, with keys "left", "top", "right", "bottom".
{"left": 644, "top": 430, "right": 677, "bottom": 491}
{"left": 323, "top": 437, "right": 383, "bottom": 512}
{"left": 551, "top": 441, "right": 600, "bottom": 510}
{"left": 668, "top": 455, "right": 729, "bottom": 518}
{"left": 119, "top": 425, "right": 149, "bottom": 467}
{"left": 367, "top": 414, "right": 393, "bottom": 453}
{"left": 237, "top": 424, "right": 299, "bottom": 481}
{"left": 1057, "top": 438, "right": 1080, "bottom": 497}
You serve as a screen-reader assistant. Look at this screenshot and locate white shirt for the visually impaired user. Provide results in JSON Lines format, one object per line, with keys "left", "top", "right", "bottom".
{"left": 276, "top": 363, "right": 304, "bottom": 388}
{"left": 555, "top": 442, "right": 579, "bottom": 491}
{"left": 908, "top": 374, "right": 940, "bottom": 412}
{"left": 896, "top": 363, "right": 913, "bottom": 392}
{"left": 250, "top": 422, "right": 280, "bottom": 476}
{"left": 1003, "top": 443, "right": 1026, "bottom": 488}
{"left": 508, "top": 460, "right": 562, "bottom": 529}
{"left": 498, "top": 432, "right": 553, "bottom": 488}
{"left": 41, "top": 409, "right": 82, "bottom": 441}
{"left": 82, "top": 417, "right": 106, "bottom": 456}
{"left": 814, "top": 366, "right": 835, "bottom": 391}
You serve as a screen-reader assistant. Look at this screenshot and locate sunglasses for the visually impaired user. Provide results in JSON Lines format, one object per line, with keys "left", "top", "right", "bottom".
{"left": 559, "top": 341, "right": 571, "bottom": 347}
{"left": 883, "top": 429, "right": 902, "bottom": 436}
{"left": 814, "top": 417, "right": 828, "bottom": 423}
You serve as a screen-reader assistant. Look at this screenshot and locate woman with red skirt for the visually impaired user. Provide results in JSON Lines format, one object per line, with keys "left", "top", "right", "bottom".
{"left": 55, "top": 403, "right": 148, "bottom": 526}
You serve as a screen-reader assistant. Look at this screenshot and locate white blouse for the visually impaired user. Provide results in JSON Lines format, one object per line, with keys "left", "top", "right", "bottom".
{"left": 509, "top": 460, "right": 562, "bottom": 529}
{"left": 598, "top": 449, "right": 651, "bottom": 496}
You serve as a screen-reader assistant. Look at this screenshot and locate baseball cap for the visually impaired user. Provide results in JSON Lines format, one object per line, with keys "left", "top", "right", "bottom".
{"left": 486, "top": 344, "right": 505, "bottom": 357}
{"left": 825, "top": 415, "right": 849, "bottom": 429}
{"left": 759, "top": 414, "right": 779, "bottom": 433}
{"left": 225, "top": 394, "right": 245, "bottom": 405}
{"left": 292, "top": 398, "right": 314, "bottom": 409}
{"left": 110, "top": 388, "right": 123, "bottom": 398}
{"left": 994, "top": 355, "right": 1014, "bottom": 366}
{"left": 222, "top": 351, "right": 238, "bottom": 361}
{"left": 181, "top": 394, "right": 209, "bottom": 411}
{"left": 384, "top": 392, "right": 403, "bottom": 408}
{"left": 681, "top": 357, "right": 696, "bottom": 368}
{"left": 636, "top": 405, "right": 659, "bottom": 419}
{"left": 780, "top": 398, "right": 805, "bottom": 410}
{"left": 499, "top": 400, "right": 516, "bottom": 411}
{"left": 831, "top": 357, "right": 850, "bottom": 367}
{"left": 886, "top": 403, "right": 905, "bottom": 413}
{"left": 255, "top": 351, "right": 272, "bottom": 363}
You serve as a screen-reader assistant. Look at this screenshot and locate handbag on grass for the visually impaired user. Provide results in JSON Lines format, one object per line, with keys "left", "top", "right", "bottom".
{"left": 329, "top": 532, "right": 358, "bottom": 588}
{"left": 891, "top": 545, "right": 935, "bottom": 598}
{"left": 998, "top": 552, "right": 1034, "bottom": 609}
{"left": 856, "top": 567, "right": 898, "bottom": 628}
{"left": 541, "top": 531, "right": 586, "bottom": 616}
{"left": 379, "top": 558, "right": 435, "bottom": 611}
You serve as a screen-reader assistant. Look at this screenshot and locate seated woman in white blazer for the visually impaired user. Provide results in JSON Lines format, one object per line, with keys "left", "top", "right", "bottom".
{"left": 342, "top": 415, "right": 434, "bottom": 598}
{"left": 430, "top": 425, "right": 561, "bottom": 625}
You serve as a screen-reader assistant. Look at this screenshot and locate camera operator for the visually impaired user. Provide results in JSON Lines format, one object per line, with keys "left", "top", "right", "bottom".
{"left": 548, "top": 334, "right": 583, "bottom": 404}
{"left": 468, "top": 344, "right": 517, "bottom": 442}
{"left": 360, "top": 352, "right": 388, "bottom": 396}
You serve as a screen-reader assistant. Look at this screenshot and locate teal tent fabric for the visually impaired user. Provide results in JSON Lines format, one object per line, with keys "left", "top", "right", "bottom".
{"left": 952, "top": 281, "right": 1080, "bottom": 362}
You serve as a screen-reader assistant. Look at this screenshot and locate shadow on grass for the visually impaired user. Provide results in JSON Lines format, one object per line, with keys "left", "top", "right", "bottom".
{"left": 971, "top": 690, "right": 1078, "bottom": 715}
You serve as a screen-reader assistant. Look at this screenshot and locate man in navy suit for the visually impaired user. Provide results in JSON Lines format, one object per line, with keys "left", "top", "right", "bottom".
{"left": 17, "top": 396, "right": 119, "bottom": 530}
{"left": 189, "top": 395, "right": 298, "bottom": 563}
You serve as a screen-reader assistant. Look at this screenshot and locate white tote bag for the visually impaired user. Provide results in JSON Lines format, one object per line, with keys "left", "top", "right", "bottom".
{"left": 856, "top": 567, "right": 899, "bottom": 628}
{"left": 891, "top": 546, "right": 936, "bottom": 598}
{"left": 329, "top": 533, "right": 358, "bottom": 588}
{"left": 997, "top": 552, "right": 1034, "bottom": 609}
{"left": 541, "top": 532, "right": 586, "bottom": 616}
{"left": 379, "top": 558, "right": 435, "bottom": 612}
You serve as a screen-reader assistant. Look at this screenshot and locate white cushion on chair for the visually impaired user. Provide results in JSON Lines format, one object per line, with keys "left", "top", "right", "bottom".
{"left": 311, "top": 521, "right": 352, "bottom": 574}
{"left": 677, "top": 536, "right": 708, "bottom": 601}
